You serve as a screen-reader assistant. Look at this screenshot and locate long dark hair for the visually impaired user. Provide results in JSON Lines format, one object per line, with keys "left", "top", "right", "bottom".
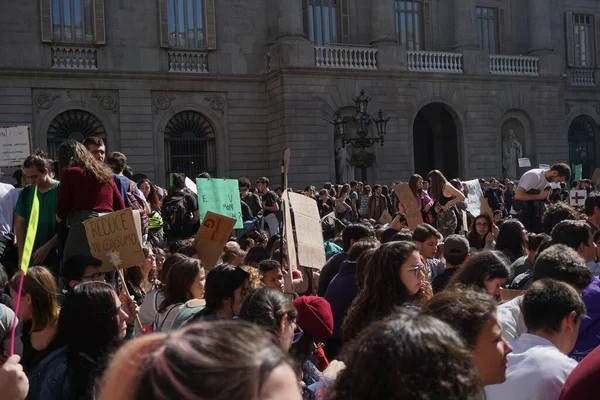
{"left": 138, "top": 178, "right": 162, "bottom": 211}
{"left": 158, "top": 257, "right": 204, "bottom": 313}
{"left": 58, "top": 282, "right": 122, "bottom": 399}
{"left": 57, "top": 140, "right": 113, "bottom": 183}
{"left": 427, "top": 169, "right": 449, "bottom": 202}
{"left": 495, "top": 220, "right": 527, "bottom": 262}
{"left": 328, "top": 311, "right": 482, "bottom": 400}
{"left": 408, "top": 174, "right": 423, "bottom": 198}
{"left": 467, "top": 214, "right": 493, "bottom": 250}
{"left": 447, "top": 251, "right": 510, "bottom": 292}
{"left": 342, "top": 241, "right": 421, "bottom": 343}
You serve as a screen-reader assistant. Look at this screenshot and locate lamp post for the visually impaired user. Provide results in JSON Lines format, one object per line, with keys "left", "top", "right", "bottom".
{"left": 332, "top": 89, "right": 390, "bottom": 182}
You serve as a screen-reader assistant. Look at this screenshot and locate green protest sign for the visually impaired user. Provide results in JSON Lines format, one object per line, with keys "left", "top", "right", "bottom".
{"left": 572, "top": 163, "right": 582, "bottom": 182}
{"left": 196, "top": 178, "right": 243, "bottom": 229}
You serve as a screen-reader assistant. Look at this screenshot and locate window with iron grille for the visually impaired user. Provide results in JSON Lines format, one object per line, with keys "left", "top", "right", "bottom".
{"left": 164, "top": 111, "right": 217, "bottom": 180}
{"left": 573, "top": 14, "right": 593, "bottom": 67}
{"left": 395, "top": 1, "right": 423, "bottom": 51}
{"left": 50, "top": 0, "right": 95, "bottom": 43}
{"left": 46, "top": 109, "right": 106, "bottom": 160}
{"left": 476, "top": 7, "right": 498, "bottom": 54}
{"left": 166, "top": 0, "right": 205, "bottom": 49}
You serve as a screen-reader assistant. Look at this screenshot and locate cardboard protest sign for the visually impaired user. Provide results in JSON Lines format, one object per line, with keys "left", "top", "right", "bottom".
{"left": 0, "top": 125, "right": 31, "bottom": 167}
{"left": 394, "top": 183, "right": 423, "bottom": 231}
{"left": 464, "top": 179, "right": 483, "bottom": 217}
{"left": 196, "top": 178, "right": 243, "bottom": 229}
{"left": 569, "top": 190, "right": 587, "bottom": 207}
{"left": 194, "top": 211, "right": 237, "bottom": 270}
{"left": 480, "top": 197, "right": 494, "bottom": 221}
{"left": 462, "top": 210, "right": 468, "bottom": 233}
{"left": 288, "top": 192, "right": 326, "bottom": 270}
{"left": 592, "top": 168, "right": 600, "bottom": 186}
{"left": 83, "top": 209, "right": 144, "bottom": 272}
{"left": 282, "top": 192, "right": 298, "bottom": 293}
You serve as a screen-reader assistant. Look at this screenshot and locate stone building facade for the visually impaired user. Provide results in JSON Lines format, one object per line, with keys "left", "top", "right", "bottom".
{"left": 1, "top": 0, "right": 600, "bottom": 187}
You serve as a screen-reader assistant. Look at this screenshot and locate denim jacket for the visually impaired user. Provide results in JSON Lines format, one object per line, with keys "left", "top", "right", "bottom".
{"left": 27, "top": 346, "right": 71, "bottom": 400}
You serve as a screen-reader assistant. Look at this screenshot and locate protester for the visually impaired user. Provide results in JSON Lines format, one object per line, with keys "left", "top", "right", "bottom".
{"left": 327, "top": 311, "right": 482, "bottom": 400}
{"left": 9, "top": 267, "right": 60, "bottom": 372}
{"left": 542, "top": 202, "right": 579, "bottom": 235}
{"left": 400, "top": 174, "right": 434, "bottom": 224}
{"left": 239, "top": 287, "right": 298, "bottom": 351}
{"left": 186, "top": 264, "right": 250, "bottom": 322}
{"left": 98, "top": 321, "right": 302, "bottom": 400}
{"left": 354, "top": 247, "right": 377, "bottom": 291}
{"left": 324, "top": 239, "right": 380, "bottom": 359}
{"left": 239, "top": 177, "right": 263, "bottom": 220}
{"left": 153, "top": 257, "right": 205, "bottom": 332}
{"left": 585, "top": 191, "right": 600, "bottom": 235}
{"left": 494, "top": 219, "right": 528, "bottom": 263}
{"left": 358, "top": 185, "right": 371, "bottom": 219}
{"left": 508, "top": 233, "right": 550, "bottom": 284}
{"left": 221, "top": 247, "right": 246, "bottom": 267}
{"left": 137, "top": 178, "right": 164, "bottom": 245}
{"left": 428, "top": 169, "right": 466, "bottom": 238}
{"left": 368, "top": 184, "right": 388, "bottom": 221}
{"left": 342, "top": 241, "right": 432, "bottom": 343}
{"left": 56, "top": 140, "right": 125, "bottom": 263}
{"left": 244, "top": 246, "right": 269, "bottom": 266}
{"left": 467, "top": 214, "right": 495, "bottom": 252}
{"left": 60, "top": 255, "right": 104, "bottom": 291}
{"left": 486, "top": 279, "right": 585, "bottom": 400}
{"left": 161, "top": 174, "right": 198, "bottom": 244}
{"left": 446, "top": 250, "right": 509, "bottom": 300}
{"left": 412, "top": 223, "right": 445, "bottom": 281}
{"left": 431, "top": 234, "right": 470, "bottom": 293}
{"left": 124, "top": 246, "right": 158, "bottom": 306}
{"left": 257, "top": 259, "right": 285, "bottom": 292}
{"left": 551, "top": 220, "right": 600, "bottom": 275}
{"left": 82, "top": 137, "right": 106, "bottom": 163}
{"left": 14, "top": 153, "right": 60, "bottom": 275}
{"left": 422, "top": 289, "right": 513, "bottom": 385}
{"left": 256, "top": 177, "right": 280, "bottom": 238}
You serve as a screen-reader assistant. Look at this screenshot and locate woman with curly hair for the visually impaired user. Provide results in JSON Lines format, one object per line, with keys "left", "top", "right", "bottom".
{"left": 327, "top": 311, "right": 482, "bottom": 400}
{"left": 56, "top": 140, "right": 125, "bottom": 263}
{"left": 446, "top": 250, "right": 510, "bottom": 301}
{"left": 341, "top": 241, "right": 432, "bottom": 344}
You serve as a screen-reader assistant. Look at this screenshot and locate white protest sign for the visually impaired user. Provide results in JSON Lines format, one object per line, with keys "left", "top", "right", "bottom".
{"left": 0, "top": 125, "right": 31, "bottom": 167}
{"left": 185, "top": 177, "right": 197, "bottom": 195}
{"left": 464, "top": 179, "right": 483, "bottom": 217}
{"left": 518, "top": 158, "right": 531, "bottom": 168}
{"left": 288, "top": 192, "right": 326, "bottom": 270}
{"left": 569, "top": 190, "right": 587, "bottom": 207}
{"left": 539, "top": 164, "right": 550, "bottom": 170}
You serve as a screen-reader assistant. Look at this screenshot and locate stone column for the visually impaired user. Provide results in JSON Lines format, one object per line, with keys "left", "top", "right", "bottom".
{"left": 527, "top": 0, "right": 553, "bottom": 54}
{"left": 371, "top": 0, "right": 403, "bottom": 71}
{"left": 276, "top": 0, "right": 304, "bottom": 39}
{"left": 453, "top": 0, "right": 478, "bottom": 50}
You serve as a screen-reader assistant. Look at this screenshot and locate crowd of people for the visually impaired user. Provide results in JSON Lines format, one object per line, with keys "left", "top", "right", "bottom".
{"left": 2, "top": 138, "right": 600, "bottom": 399}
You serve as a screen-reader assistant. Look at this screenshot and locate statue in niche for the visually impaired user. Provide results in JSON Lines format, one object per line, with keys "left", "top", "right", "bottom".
{"left": 502, "top": 129, "right": 523, "bottom": 179}
{"left": 334, "top": 133, "right": 354, "bottom": 184}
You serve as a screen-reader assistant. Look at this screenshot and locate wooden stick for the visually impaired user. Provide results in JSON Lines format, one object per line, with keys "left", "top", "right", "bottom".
{"left": 116, "top": 267, "right": 144, "bottom": 331}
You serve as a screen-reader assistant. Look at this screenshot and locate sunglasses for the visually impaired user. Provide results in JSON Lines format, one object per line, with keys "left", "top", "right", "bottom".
{"left": 402, "top": 264, "right": 429, "bottom": 277}
{"left": 292, "top": 326, "right": 304, "bottom": 344}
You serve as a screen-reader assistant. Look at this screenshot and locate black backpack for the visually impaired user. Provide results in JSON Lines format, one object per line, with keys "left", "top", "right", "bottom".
{"left": 162, "top": 194, "right": 191, "bottom": 237}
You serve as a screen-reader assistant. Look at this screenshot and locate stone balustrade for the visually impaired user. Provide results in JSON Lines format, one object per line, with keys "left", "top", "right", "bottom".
{"left": 314, "top": 45, "right": 378, "bottom": 70}
{"left": 570, "top": 69, "right": 596, "bottom": 86}
{"left": 489, "top": 55, "right": 539, "bottom": 76}
{"left": 407, "top": 51, "right": 463, "bottom": 73}
{"left": 51, "top": 46, "right": 97, "bottom": 69}
{"left": 168, "top": 51, "right": 209, "bottom": 73}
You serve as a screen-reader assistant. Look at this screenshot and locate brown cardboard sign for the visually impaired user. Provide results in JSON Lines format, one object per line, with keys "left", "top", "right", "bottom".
{"left": 282, "top": 192, "right": 297, "bottom": 293}
{"left": 288, "top": 192, "right": 326, "bottom": 270}
{"left": 395, "top": 183, "right": 424, "bottom": 231}
{"left": 83, "top": 209, "right": 144, "bottom": 272}
{"left": 194, "top": 211, "right": 237, "bottom": 270}
{"left": 480, "top": 197, "right": 494, "bottom": 221}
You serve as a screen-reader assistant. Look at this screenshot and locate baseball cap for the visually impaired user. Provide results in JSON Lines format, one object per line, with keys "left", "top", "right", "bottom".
{"left": 443, "top": 235, "right": 469, "bottom": 257}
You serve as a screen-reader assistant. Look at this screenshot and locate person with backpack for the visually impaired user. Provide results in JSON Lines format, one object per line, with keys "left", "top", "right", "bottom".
{"left": 161, "top": 174, "right": 199, "bottom": 244}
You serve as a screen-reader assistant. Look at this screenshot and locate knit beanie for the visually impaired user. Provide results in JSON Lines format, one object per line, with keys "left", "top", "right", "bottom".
{"left": 292, "top": 296, "right": 334, "bottom": 343}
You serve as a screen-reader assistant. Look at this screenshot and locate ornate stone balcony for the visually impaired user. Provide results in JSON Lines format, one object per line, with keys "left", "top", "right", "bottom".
{"left": 489, "top": 55, "right": 539, "bottom": 76}
{"left": 51, "top": 46, "right": 97, "bottom": 69}
{"left": 167, "top": 51, "right": 209, "bottom": 73}
{"left": 570, "top": 68, "right": 596, "bottom": 86}
{"left": 314, "top": 45, "right": 378, "bottom": 70}
{"left": 407, "top": 51, "right": 463, "bottom": 74}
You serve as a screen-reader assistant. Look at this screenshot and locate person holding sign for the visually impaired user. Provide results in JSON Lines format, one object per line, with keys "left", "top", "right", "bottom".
{"left": 161, "top": 174, "right": 198, "bottom": 245}
{"left": 256, "top": 177, "right": 280, "bottom": 238}
{"left": 14, "top": 153, "right": 60, "bottom": 276}
{"left": 55, "top": 141, "right": 125, "bottom": 265}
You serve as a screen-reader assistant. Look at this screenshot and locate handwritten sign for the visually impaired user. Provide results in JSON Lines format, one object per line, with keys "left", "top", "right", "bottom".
{"left": 288, "top": 192, "right": 326, "bottom": 270}
{"left": 83, "top": 209, "right": 144, "bottom": 272}
{"left": 194, "top": 211, "right": 237, "bottom": 270}
{"left": 394, "top": 183, "right": 423, "bottom": 231}
{"left": 518, "top": 158, "right": 531, "bottom": 168}
{"left": 196, "top": 178, "right": 243, "bottom": 229}
{"left": 569, "top": 190, "right": 587, "bottom": 206}
{"left": 464, "top": 179, "right": 483, "bottom": 217}
{"left": 0, "top": 125, "right": 30, "bottom": 167}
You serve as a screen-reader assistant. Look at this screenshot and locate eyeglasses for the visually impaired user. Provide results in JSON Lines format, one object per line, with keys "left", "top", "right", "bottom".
{"left": 81, "top": 272, "right": 105, "bottom": 282}
{"left": 402, "top": 265, "right": 429, "bottom": 277}
{"left": 292, "top": 326, "right": 304, "bottom": 344}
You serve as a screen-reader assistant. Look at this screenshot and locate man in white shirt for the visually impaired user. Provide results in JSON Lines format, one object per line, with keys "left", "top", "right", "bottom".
{"left": 498, "top": 245, "right": 592, "bottom": 342}
{"left": 0, "top": 182, "right": 18, "bottom": 236}
{"left": 487, "top": 279, "right": 585, "bottom": 400}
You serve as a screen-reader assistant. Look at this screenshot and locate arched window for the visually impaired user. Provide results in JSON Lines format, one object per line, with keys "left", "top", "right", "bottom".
{"left": 569, "top": 115, "right": 596, "bottom": 178}
{"left": 164, "top": 111, "right": 217, "bottom": 179}
{"left": 46, "top": 109, "right": 106, "bottom": 159}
